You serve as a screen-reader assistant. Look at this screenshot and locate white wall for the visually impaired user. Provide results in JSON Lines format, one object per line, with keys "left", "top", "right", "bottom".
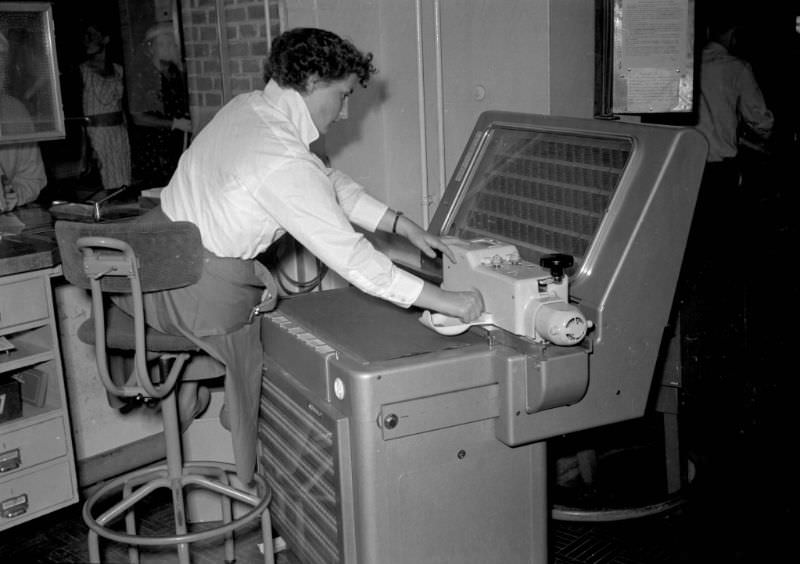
{"left": 283, "top": 0, "right": 594, "bottom": 227}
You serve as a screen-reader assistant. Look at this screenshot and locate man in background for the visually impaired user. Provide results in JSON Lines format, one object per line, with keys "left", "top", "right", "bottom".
{"left": 0, "top": 30, "right": 47, "bottom": 212}
{"left": 695, "top": 16, "right": 774, "bottom": 192}
{"left": 681, "top": 13, "right": 775, "bottom": 542}
{"left": 684, "top": 13, "right": 774, "bottom": 369}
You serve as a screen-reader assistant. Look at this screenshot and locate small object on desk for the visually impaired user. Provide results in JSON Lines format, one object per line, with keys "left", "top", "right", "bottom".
{"left": 0, "top": 335, "right": 16, "bottom": 353}
{"left": 48, "top": 201, "right": 96, "bottom": 221}
{"left": 0, "top": 213, "right": 25, "bottom": 236}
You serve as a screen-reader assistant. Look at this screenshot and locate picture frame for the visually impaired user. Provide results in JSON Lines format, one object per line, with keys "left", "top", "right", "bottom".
{"left": 0, "top": 2, "right": 65, "bottom": 145}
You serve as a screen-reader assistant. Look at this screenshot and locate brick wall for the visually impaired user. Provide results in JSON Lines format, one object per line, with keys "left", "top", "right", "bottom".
{"left": 180, "top": 0, "right": 282, "bottom": 128}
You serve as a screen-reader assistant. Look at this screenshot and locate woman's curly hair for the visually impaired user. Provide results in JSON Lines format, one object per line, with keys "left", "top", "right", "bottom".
{"left": 263, "top": 28, "right": 376, "bottom": 91}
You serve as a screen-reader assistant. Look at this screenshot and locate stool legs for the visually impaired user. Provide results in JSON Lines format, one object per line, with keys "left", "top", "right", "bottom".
{"left": 161, "top": 387, "right": 191, "bottom": 564}
{"left": 82, "top": 382, "right": 273, "bottom": 563}
{"left": 123, "top": 480, "right": 139, "bottom": 564}
{"left": 262, "top": 505, "right": 275, "bottom": 564}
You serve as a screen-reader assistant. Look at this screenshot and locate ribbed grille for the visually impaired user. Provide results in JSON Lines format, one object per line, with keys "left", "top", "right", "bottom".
{"left": 258, "top": 374, "right": 341, "bottom": 564}
{"left": 450, "top": 128, "right": 632, "bottom": 264}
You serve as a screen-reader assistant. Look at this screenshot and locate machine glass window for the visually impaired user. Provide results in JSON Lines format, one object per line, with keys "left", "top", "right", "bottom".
{"left": 446, "top": 126, "right": 632, "bottom": 268}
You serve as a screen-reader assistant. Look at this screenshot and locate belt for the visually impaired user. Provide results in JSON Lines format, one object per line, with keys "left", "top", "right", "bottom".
{"left": 86, "top": 112, "right": 124, "bottom": 127}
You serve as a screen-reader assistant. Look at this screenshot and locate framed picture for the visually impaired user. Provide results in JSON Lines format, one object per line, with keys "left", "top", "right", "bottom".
{"left": 0, "top": 2, "right": 65, "bottom": 145}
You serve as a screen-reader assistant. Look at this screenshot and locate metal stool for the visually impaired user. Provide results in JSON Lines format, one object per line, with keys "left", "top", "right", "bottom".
{"left": 55, "top": 220, "right": 273, "bottom": 564}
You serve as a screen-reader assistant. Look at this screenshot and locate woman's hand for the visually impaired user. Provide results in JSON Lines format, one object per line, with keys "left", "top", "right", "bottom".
{"left": 447, "top": 289, "right": 485, "bottom": 323}
{"left": 171, "top": 117, "right": 193, "bottom": 133}
{"left": 414, "top": 284, "right": 485, "bottom": 324}
{"left": 0, "top": 183, "right": 18, "bottom": 213}
{"left": 395, "top": 214, "right": 456, "bottom": 263}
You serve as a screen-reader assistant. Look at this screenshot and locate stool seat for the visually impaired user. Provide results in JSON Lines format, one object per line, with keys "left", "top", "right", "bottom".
{"left": 78, "top": 306, "right": 201, "bottom": 353}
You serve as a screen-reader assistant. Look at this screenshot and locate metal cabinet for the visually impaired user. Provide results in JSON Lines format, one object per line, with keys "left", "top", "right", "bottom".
{"left": 0, "top": 266, "right": 78, "bottom": 530}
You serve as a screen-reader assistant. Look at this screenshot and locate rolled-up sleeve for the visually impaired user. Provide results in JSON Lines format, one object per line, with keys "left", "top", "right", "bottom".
{"left": 738, "top": 63, "right": 774, "bottom": 142}
{"left": 327, "top": 168, "right": 388, "bottom": 232}
{"left": 251, "top": 161, "right": 423, "bottom": 307}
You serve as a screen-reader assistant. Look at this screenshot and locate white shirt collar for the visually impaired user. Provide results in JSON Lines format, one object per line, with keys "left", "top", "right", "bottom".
{"left": 263, "top": 79, "right": 319, "bottom": 146}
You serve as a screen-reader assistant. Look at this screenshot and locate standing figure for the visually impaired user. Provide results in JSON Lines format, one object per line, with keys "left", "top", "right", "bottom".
{"left": 80, "top": 23, "right": 131, "bottom": 190}
{"left": 681, "top": 13, "right": 775, "bottom": 497}
{"left": 129, "top": 22, "right": 191, "bottom": 188}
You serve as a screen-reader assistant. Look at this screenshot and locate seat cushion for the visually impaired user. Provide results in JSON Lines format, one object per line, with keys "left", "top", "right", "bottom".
{"left": 78, "top": 305, "right": 201, "bottom": 353}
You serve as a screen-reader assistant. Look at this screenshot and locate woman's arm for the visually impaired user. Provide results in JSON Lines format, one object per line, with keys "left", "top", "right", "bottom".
{"left": 413, "top": 281, "right": 484, "bottom": 323}
{"left": 377, "top": 208, "right": 456, "bottom": 263}
{"left": 375, "top": 209, "right": 483, "bottom": 322}
{"left": 130, "top": 112, "right": 192, "bottom": 132}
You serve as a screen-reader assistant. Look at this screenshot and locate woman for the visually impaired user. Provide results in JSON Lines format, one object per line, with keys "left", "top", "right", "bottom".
{"left": 80, "top": 23, "right": 131, "bottom": 190}
{"left": 129, "top": 22, "right": 191, "bottom": 188}
{"left": 119, "top": 27, "right": 484, "bottom": 484}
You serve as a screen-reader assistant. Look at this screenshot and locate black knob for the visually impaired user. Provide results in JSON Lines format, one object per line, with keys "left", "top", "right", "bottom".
{"left": 539, "top": 253, "right": 574, "bottom": 281}
{"left": 384, "top": 413, "right": 399, "bottom": 429}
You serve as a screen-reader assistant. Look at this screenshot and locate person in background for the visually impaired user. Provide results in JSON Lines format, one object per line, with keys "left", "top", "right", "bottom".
{"left": 80, "top": 22, "right": 131, "bottom": 190}
{"left": 0, "top": 30, "right": 47, "bottom": 212}
{"left": 684, "top": 13, "right": 774, "bottom": 321}
{"left": 129, "top": 22, "right": 191, "bottom": 188}
{"left": 695, "top": 16, "right": 774, "bottom": 193}
{"left": 681, "top": 13, "right": 775, "bottom": 498}
{"left": 115, "top": 27, "right": 484, "bottom": 484}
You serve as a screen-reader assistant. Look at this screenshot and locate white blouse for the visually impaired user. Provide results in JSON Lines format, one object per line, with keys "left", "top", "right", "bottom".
{"left": 161, "top": 80, "right": 424, "bottom": 308}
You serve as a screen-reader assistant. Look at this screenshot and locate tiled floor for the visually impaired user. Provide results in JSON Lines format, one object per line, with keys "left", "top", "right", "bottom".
{"left": 1, "top": 488, "right": 692, "bottom": 564}
{"left": 0, "top": 489, "right": 789, "bottom": 563}
{"left": 2, "top": 415, "right": 794, "bottom": 564}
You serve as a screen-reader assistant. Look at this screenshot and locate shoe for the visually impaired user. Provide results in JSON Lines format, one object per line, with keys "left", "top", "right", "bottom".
{"left": 179, "top": 385, "right": 211, "bottom": 432}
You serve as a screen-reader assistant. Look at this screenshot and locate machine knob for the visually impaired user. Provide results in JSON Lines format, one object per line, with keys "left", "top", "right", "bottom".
{"left": 539, "top": 253, "right": 574, "bottom": 281}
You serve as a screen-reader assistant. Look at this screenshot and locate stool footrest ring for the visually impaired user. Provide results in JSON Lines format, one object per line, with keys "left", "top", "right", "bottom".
{"left": 82, "top": 461, "right": 271, "bottom": 547}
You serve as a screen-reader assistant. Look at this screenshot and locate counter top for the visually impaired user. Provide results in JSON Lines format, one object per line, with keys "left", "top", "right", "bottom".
{"left": 0, "top": 232, "right": 59, "bottom": 276}
{"left": 0, "top": 206, "right": 59, "bottom": 277}
{"left": 0, "top": 200, "right": 143, "bottom": 277}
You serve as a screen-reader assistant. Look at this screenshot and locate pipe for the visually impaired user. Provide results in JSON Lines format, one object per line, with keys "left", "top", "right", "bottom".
{"left": 434, "top": 0, "right": 446, "bottom": 202}
{"left": 215, "top": 0, "right": 232, "bottom": 104}
{"left": 415, "top": 0, "right": 430, "bottom": 226}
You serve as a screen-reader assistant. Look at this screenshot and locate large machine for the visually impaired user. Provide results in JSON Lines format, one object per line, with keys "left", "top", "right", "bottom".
{"left": 257, "top": 112, "right": 707, "bottom": 563}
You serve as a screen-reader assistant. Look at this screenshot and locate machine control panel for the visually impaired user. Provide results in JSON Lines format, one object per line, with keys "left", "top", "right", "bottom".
{"left": 440, "top": 237, "right": 589, "bottom": 345}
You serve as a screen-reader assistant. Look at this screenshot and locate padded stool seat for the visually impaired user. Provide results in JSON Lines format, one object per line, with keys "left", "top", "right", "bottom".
{"left": 55, "top": 219, "right": 274, "bottom": 564}
{"left": 78, "top": 306, "right": 201, "bottom": 352}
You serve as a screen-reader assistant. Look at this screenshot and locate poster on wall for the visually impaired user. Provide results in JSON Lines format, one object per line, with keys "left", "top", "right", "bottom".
{"left": 611, "top": 0, "right": 694, "bottom": 114}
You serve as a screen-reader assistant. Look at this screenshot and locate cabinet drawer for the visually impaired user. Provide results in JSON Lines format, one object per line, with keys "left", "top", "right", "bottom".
{"left": 0, "top": 277, "right": 48, "bottom": 330}
{"left": 0, "top": 459, "right": 75, "bottom": 526}
{"left": 0, "top": 417, "right": 68, "bottom": 475}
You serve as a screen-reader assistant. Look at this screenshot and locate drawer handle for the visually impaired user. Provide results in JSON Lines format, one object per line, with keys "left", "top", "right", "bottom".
{"left": 0, "top": 448, "right": 21, "bottom": 473}
{"left": 1, "top": 493, "right": 29, "bottom": 519}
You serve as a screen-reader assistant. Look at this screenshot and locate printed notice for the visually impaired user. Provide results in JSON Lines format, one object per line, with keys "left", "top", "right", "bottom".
{"left": 622, "top": 0, "right": 687, "bottom": 71}
{"left": 626, "top": 68, "right": 679, "bottom": 112}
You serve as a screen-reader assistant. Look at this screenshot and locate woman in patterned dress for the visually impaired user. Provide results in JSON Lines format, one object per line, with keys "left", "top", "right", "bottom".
{"left": 80, "top": 23, "right": 131, "bottom": 190}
